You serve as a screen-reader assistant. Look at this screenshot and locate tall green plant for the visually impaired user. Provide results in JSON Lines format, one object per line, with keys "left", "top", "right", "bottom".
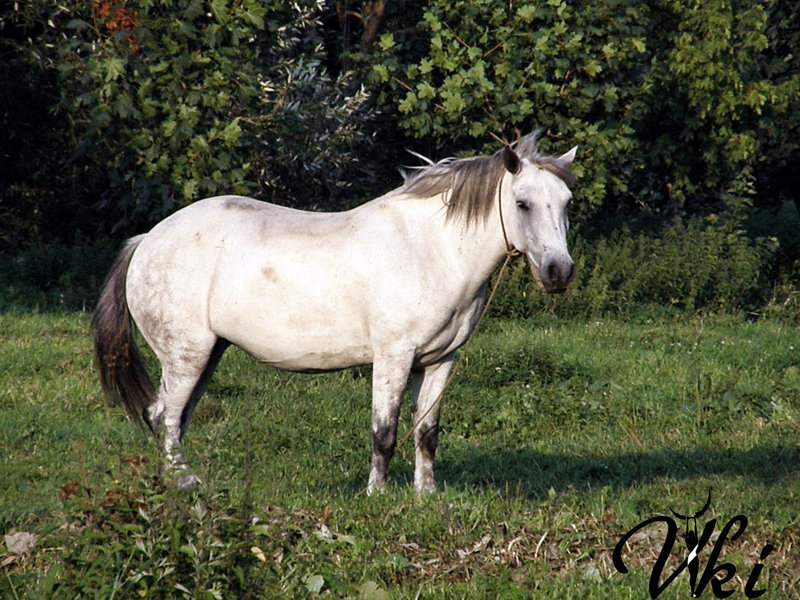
{"left": 489, "top": 218, "right": 769, "bottom": 318}
{"left": 640, "top": 0, "right": 798, "bottom": 221}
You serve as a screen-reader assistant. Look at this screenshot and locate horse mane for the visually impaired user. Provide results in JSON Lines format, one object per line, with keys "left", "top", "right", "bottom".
{"left": 400, "top": 131, "right": 575, "bottom": 224}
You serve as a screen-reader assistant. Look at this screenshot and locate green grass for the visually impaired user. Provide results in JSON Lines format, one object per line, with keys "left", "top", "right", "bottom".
{"left": 1, "top": 311, "right": 798, "bottom": 598}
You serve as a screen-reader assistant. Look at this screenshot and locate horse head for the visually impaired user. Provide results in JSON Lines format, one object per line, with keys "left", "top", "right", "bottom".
{"left": 501, "top": 140, "right": 577, "bottom": 294}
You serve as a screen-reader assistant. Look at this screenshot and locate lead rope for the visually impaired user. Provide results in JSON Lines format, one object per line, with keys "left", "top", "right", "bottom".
{"left": 397, "top": 177, "right": 520, "bottom": 452}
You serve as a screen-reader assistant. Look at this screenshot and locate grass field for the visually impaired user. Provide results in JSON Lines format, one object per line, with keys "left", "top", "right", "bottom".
{"left": 1, "top": 311, "right": 798, "bottom": 598}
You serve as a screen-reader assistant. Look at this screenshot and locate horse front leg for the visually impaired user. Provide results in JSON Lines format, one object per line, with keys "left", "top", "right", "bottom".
{"left": 367, "top": 352, "right": 414, "bottom": 494}
{"left": 410, "top": 355, "right": 454, "bottom": 494}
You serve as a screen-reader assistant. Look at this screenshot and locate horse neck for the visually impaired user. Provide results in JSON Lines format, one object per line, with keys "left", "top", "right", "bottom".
{"left": 441, "top": 183, "right": 513, "bottom": 292}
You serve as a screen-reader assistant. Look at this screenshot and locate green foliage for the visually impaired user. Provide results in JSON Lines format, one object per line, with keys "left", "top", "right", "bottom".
{"left": 574, "top": 220, "right": 767, "bottom": 314}
{"left": 490, "top": 216, "right": 774, "bottom": 319}
{"left": 0, "top": 236, "right": 117, "bottom": 311}
{"left": 49, "top": 484, "right": 253, "bottom": 599}
{"left": 0, "top": 0, "right": 384, "bottom": 240}
{"left": 53, "top": 0, "right": 270, "bottom": 228}
{"left": 639, "top": 0, "right": 799, "bottom": 220}
{"left": 372, "top": 0, "right": 800, "bottom": 224}
{"left": 250, "top": 10, "right": 380, "bottom": 210}
{"left": 1, "top": 0, "right": 798, "bottom": 313}
{"left": 372, "top": 0, "right": 649, "bottom": 219}
{"left": 0, "top": 211, "right": 787, "bottom": 315}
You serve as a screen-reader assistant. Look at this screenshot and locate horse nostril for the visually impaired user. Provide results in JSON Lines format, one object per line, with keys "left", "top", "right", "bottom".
{"left": 543, "top": 259, "right": 575, "bottom": 289}
{"left": 547, "top": 262, "right": 559, "bottom": 284}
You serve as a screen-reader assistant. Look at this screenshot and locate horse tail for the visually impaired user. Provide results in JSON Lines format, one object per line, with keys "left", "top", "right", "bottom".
{"left": 92, "top": 235, "right": 155, "bottom": 433}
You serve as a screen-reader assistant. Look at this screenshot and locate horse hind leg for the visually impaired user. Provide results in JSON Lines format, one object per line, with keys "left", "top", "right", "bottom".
{"left": 179, "top": 339, "right": 230, "bottom": 440}
{"left": 147, "top": 339, "right": 228, "bottom": 490}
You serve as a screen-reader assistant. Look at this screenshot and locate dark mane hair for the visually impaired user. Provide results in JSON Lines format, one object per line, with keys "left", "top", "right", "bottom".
{"left": 400, "top": 131, "right": 575, "bottom": 223}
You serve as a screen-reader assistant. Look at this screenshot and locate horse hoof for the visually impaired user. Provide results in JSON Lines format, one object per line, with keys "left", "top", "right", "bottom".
{"left": 366, "top": 481, "right": 386, "bottom": 496}
{"left": 415, "top": 483, "right": 437, "bottom": 495}
{"left": 177, "top": 473, "right": 201, "bottom": 490}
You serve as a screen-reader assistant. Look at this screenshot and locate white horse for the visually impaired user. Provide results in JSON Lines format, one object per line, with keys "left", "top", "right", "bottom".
{"left": 93, "top": 132, "right": 577, "bottom": 494}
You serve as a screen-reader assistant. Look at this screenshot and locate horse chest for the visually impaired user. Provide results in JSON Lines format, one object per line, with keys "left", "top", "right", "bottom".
{"left": 413, "top": 289, "right": 486, "bottom": 366}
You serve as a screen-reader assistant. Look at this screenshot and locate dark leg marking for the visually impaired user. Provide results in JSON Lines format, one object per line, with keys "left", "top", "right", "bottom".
{"left": 417, "top": 424, "right": 440, "bottom": 458}
{"left": 371, "top": 425, "right": 397, "bottom": 465}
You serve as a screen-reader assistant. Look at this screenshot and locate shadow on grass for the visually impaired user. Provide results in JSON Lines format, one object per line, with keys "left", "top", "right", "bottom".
{"left": 436, "top": 444, "right": 800, "bottom": 498}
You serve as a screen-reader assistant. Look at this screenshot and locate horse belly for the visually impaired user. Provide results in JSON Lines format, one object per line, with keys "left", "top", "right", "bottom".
{"left": 208, "top": 264, "right": 375, "bottom": 372}
{"left": 227, "top": 320, "right": 374, "bottom": 372}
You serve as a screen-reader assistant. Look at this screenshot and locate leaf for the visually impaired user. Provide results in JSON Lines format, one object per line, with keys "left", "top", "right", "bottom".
{"left": 4, "top": 532, "right": 37, "bottom": 555}
{"left": 441, "top": 89, "right": 465, "bottom": 113}
{"left": 314, "top": 524, "right": 334, "bottom": 542}
{"left": 242, "top": 0, "right": 266, "bottom": 28}
{"left": 359, "top": 581, "right": 391, "bottom": 600}
{"left": 149, "top": 61, "right": 171, "bottom": 75}
{"left": 250, "top": 546, "right": 267, "bottom": 562}
{"left": 469, "top": 122, "right": 487, "bottom": 137}
{"left": 66, "top": 19, "right": 89, "bottom": 31}
{"left": 398, "top": 91, "right": 418, "bottom": 114}
{"left": 303, "top": 574, "right": 325, "bottom": 594}
{"left": 219, "top": 119, "right": 242, "bottom": 146}
{"left": 455, "top": 534, "right": 492, "bottom": 559}
{"left": 209, "top": 0, "right": 229, "bottom": 25}
{"left": 372, "top": 63, "right": 390, "bottom": 82}
{"left": 378, "top": 33, "right": 395, "bottom": 52}
{"left": 182, "top": 179, "right": 198, "bottom": 201}
{"left": 517, "top": 5, "right": 538, "bottom": 23}
{"left": 417, "top": 81, "right": 436, "bottom": 100}
{"left": 105, "top": 57, "right": 126, "bottom": 82}
{"left": 376, "top": 554, "right": 411, "bottom": 570}
{"left": 584, "top": 60, "right": 603, "bottom": 78}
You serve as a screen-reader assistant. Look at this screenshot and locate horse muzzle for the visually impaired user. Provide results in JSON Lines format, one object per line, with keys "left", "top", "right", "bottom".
{"left": 528, "top": 254, "right": 575, "bottom": 294}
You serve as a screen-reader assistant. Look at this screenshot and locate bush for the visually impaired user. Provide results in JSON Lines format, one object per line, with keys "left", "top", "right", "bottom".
{"left": 48, "top": 478, "right": 256, "bottom": 599}
{"left": 489, "top": 219, "right": 770, "bottom": 319}
{"left": 368, "top": 0, "right": 798, "bottom": 318}
{"left": 371, "top": 0, "right": 800, "bottom": 226}
{"left": 249, "top": 10, "right": 381, "bottom": 210}
{"left": 0, "top": 236, "right": 117, "bottom": 311}
{"left": 0, "top": 0, "right": 386, "bottom": 243}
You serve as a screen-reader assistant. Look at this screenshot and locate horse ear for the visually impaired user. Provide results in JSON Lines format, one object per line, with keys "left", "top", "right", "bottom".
{"left": 559, "top": 146, "right": 578, "bottom": 165}
{"left": 503, "top": 145, "right": 521, "bottom": 174}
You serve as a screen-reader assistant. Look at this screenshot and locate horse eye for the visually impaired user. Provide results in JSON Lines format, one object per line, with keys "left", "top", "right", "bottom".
{"left": 516, "top": 200, "right": 529, "bottom": 211}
